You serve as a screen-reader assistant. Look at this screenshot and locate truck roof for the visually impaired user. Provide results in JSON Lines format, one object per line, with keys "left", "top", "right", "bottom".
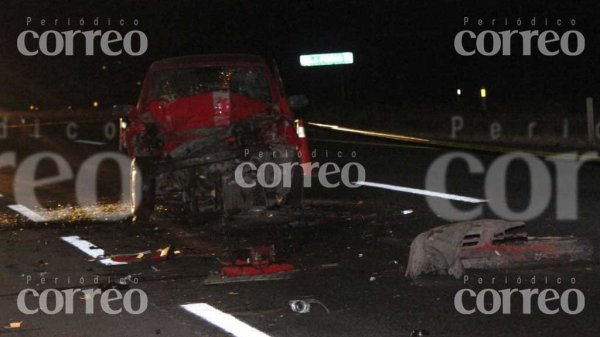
{"left": 148, "top": 54, "right": 268, "bottom": 72}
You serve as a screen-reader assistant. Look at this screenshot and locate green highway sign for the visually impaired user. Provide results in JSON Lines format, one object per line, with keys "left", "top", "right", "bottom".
{"left": 299, "top": 52, "right": 354, "bottom": 67}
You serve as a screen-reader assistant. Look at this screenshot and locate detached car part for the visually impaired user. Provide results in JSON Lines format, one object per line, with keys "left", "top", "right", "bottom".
{"left": 204, "top": 245, "right": 297, "bottom": 284}
{"left": 405, "top": 219, "right": 595, "bottom": 278}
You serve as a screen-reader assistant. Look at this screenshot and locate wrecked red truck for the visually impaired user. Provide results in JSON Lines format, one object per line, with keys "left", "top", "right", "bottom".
{"left": 120, "top": 54, "right": 310, "bottom": 221}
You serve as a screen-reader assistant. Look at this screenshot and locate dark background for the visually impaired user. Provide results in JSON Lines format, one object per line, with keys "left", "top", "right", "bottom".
{"left": 0, "top": 0, "right": 598, "bottom": 117}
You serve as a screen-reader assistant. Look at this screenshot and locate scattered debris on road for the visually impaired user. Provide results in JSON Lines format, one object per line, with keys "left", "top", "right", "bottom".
{"left": 410, "top": 329, "right": 430, "bottom": 336}
{"left": 405, "top": 219, "right": 595, "bottom": 278}
{"left": 108, "top": 245, "right": 176, "bottom": 263}
{"left": 4, "top": 321, "right": 23, "bottom": 329}
{"left": 289, "top": 299, "right": 330, "bottom": 314}
{"left": 205, "top": 245, "right": 297, "bottom": 285}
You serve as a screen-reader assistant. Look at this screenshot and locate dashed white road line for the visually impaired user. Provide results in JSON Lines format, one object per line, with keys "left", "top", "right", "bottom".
{"left": 61, "top": 235, "right": 127, "bottom": 266}
{"left": 181, "top": 303, "right": 271, "bottom": 337}
{"left": 74, "top": 139, "right": 106, "bottom": 146}
{"left": 355, "top": 181, "right": 487, "bottom": 203}
{"left": 8, "top": 204, "right": 46, "bottom": 222}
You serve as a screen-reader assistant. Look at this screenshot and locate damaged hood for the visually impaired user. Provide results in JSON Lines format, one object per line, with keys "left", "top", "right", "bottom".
{"left": 148, "top": 91, "right": 271, "bottom": 133}
{"left": 146, "top": 91, "right": 272, "bottom": 153}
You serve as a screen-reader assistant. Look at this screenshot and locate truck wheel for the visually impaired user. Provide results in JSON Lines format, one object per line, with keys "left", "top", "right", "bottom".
{"left": 285, "top": 164, "right": 304, "bottom": 206}
{"left": 184, "top": 177, "right": 201, "bottom": 219}
{"left": 131, "top": 157, "right": 156, "bottom": 223}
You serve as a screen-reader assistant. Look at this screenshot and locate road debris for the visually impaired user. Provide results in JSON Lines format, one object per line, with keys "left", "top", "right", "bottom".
{"left": 405, "top": 219, "right": 595, "bottom": 278}
{"left": 410, "top": 329, "right": 430, "bottom": 336}
{"left": 289, "top": 299, "right": 330, "bottom": 314}
{"left": 204, "top": 246, "right": 297, "bottom": 285}
{"left": 4, "top": 321, "right": 23, "bottom": 329}
{"left": 311, "top": 263, "right": 342, "bottom": 270}
{"left": 108, "top": 245, "right": 176, "bottom": 263}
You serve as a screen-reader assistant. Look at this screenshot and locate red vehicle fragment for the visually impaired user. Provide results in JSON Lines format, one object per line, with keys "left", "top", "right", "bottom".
{"left": 205, "top": 245, "right": 297, "bottom": 284}
{"left": 405, "top": 219, "right": 595, "bottom": 278}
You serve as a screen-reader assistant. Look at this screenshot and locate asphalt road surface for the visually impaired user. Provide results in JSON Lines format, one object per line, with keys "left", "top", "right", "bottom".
{"left": 1, "top": 115, "right": 599, "bottom": 336}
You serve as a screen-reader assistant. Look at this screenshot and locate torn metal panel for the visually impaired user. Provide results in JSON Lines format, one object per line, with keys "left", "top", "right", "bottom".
{"left": 205, "top": 245, "right": 297, "bottom": 285}
{"left": 405, "top": 219, "right": 595, "bottom": 279}
{"left": 460, "top": 236, "right": 594, "bottom": 270}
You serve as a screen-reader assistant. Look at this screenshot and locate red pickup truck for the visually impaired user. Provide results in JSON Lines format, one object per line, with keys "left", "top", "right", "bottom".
{"left": 121, "top": 54, "right": 310, "bottom": 221}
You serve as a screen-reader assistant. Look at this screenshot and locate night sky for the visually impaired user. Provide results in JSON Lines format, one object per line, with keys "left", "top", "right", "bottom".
{"left": 0, "top": 0, "right": 599, "bottom": 113}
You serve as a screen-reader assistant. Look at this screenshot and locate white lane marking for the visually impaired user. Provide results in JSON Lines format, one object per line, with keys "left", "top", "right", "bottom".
{"left": 75, "top": 139, "right": 106, "bottom": 146}
{"left": 181, "top": 303, "right": 271, "bottom": 337}
{"left": 355, "top": 181, "right": 487, "bottom": 203}
{"left": 61, "top": 236, "right": 127, "bottom": 266}
{"left": 8, "top": 204, "right": 46, "bottom": 222}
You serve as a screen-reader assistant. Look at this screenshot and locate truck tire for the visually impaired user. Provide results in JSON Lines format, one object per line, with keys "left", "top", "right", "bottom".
{"left": 284, "top": 163, "right": 304, "bottom": 206}
{"left": 131, "top": 157, "right": 156, "bottom": 223}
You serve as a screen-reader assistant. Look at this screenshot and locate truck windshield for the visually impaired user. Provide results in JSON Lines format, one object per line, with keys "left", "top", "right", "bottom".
{"left": 150, "top": 67, "right": 272, "bottom": 103}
